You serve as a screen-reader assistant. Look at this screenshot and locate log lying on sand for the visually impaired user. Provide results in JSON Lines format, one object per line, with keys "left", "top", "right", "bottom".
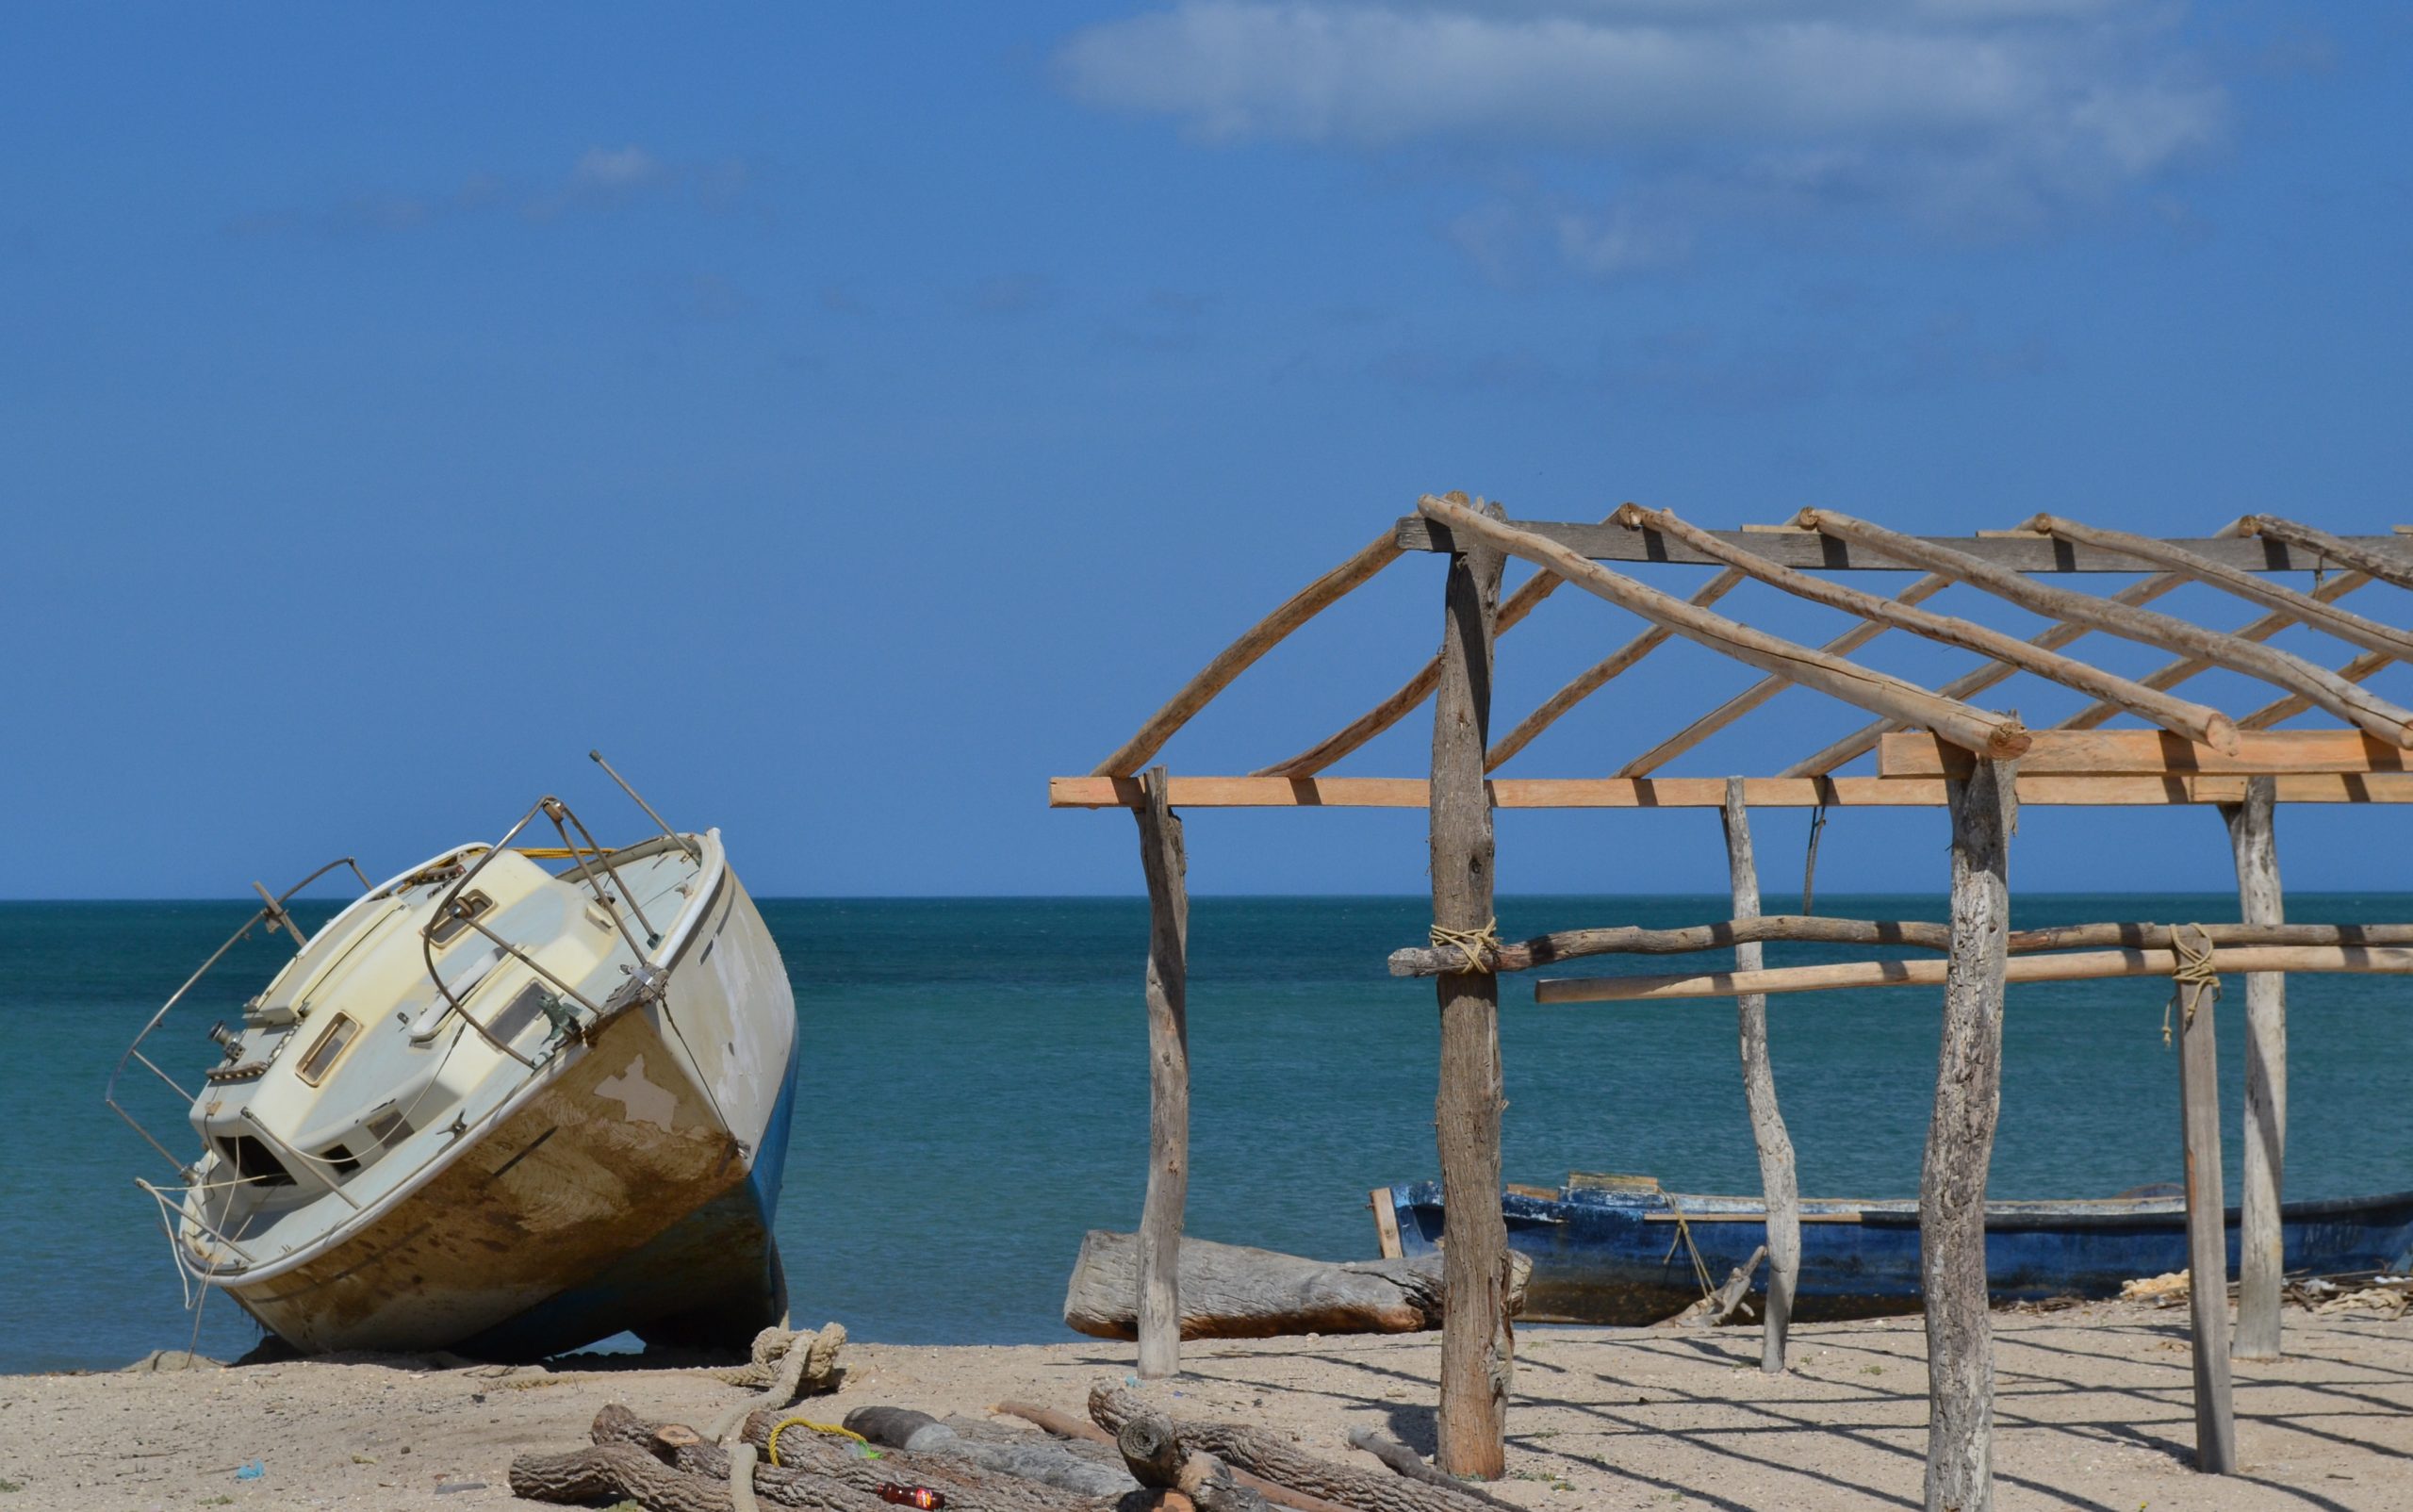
{"left": 1090, "top": 1386, "right": 1503, "bottom": 1512}
{"left": 843, "top": 1405, "right": 1137, "bottom": 1498}
{"left": 1117, "top": 1409, "right": 1271, "bottom": 1512}
{"left": 996, "top": 1404, "right": 1357, "bottom": 1512}
{"left": 1065, "top": 1232, "right": 1530, "bottom": 1341}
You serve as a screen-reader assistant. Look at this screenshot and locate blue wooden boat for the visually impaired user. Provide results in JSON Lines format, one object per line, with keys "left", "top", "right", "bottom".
{"left": 1371, "top": 1173, "right": 2413, "bottom": 1324}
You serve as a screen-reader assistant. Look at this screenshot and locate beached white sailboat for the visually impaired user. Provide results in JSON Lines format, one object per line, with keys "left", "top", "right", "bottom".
{"left": 107, "top": 757, "right": 800, "bottom": 1358}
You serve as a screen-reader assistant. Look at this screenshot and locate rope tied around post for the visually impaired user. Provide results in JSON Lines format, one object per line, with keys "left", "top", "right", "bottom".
{"left": 1429, "top": 917, "right": 1502, "bottom": 974}
{"left": 2163, "top": 923, "right": 2223, "bottom": 1046}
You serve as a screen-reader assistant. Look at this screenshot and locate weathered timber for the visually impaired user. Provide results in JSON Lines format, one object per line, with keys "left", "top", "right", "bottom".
{"left": 1881, "top": 729, "right": 2407, "bottom": 778}
{"left": 1797, "top": 508, "right": 2413, "bottom": 748}
{"left": 2029, "top": 514, "right": 2413, "bottom": 665}
{"left": 1420, "top": 494, "right": 2030, "bottom": 762}
{"left": 1677, "top": 1243, "right": 1767, "bottom": 1328}
{"left": 2225, "top": 777, "right": 2289, "bottom": 1362}
{"left": 839, "top": 1407, "right": 1132, "bottom": 1498}
{"left": 1134, "top": 766, "right": 1191, "bottom": 1380}
{"left": 1118, "top": 1411, "right": 1269, "bottom": 1512}
{"left": 2175, "top": 936, "right": 2241, "bottom": 1472}
{"left": 1488, "top": 568, "right": 1746, "bottom": 771}
{"left": 1051, "top": 772, "right": 2413, "bottom": 809}
{"left": 1723, "top": 778, "right": 1797, "bottom": 1373}
{"left": 1256, "top": 515, "right": 1616, "bottom": 778}
{"left": 1619, "top": 505, "right": 2239, "bottom": 754}
{"left": 1063, "top": 1230, "right": 1530, "bottom": 1340}
{"left": 1394, "top": 516, "right": 2395, "bottom": 573}
{"left": 727, "top": 1410, "right": 1108, "bottom": 1512}
{"left": 1342, "top": 1431, "right": 1523, "bottom": 1512}
{"left": 2247, "top": 515, "right": 2413, "bottom": 593}
{"left": 1428, "top": 494, "right": 1512, "bottom": 1480}
{"left": 510, "top": 1440, "right": 891, "bottom": 1512}
{"left": 1923, "top": 757, "right": 2015, "bottom": 1512}
{"left": 1093, "top": 529, "right": 1402, "bottom": 777}
{"left": 1090, "top": 1386, "right": 1504, "bottom": 1512}
{"left": 2059, "top": 572, "right": 2372, "bottom": 732}
{"left": 2241, "top": 648, "right": 2395, "bottom": 731}
{"left": 1618, "top": 573, "right": 1951, "bottom": 776}
{"left": 1535, "top": 944, "right": 2413, "bottom": 1005}
{"left": 1389, "top": 916, "right": 2413, "bottom": 976}
{"left": 1780, "top": 523, "right": 2253, "bottom": 777}
{"left": 993, "top": 1403, "right": 1354, "bottom": 1512}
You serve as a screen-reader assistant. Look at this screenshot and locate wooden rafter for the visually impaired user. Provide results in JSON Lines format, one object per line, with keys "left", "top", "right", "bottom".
{"left": 2247, "top": 515, "right": 2413, "bottom": 593}
{"left": 1615, "top": 505, "right": 2240, "bottom": 754}
{"left": 1797, "top": 508, "right": 2413, "bottom": 748}
{"left": 2241, "top": 649, "right": 2396, "bottom": 731}
{"left": 2055, "top": 571, "right": 2371, "bottom": 731}
{"left": 1420, "top": 494, "right": 2031, "bottom": 761}
{"left": 1486, "top": 568, "right": 1746, "bottom": 771}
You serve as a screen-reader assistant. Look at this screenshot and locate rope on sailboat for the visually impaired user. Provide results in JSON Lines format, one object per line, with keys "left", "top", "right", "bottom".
{"left": 2162, "top": 923, "right": 2222, "bottom": 1047}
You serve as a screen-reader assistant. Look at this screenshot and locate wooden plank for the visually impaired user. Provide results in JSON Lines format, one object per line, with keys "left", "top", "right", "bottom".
{"left": 1879, "top": 729, "right": 2410, "bottom": 778}
{"left": 2174, "top": 926, "right": 2240, "bottom": 1473}
{"left": 1369, "top": 1189, "right": 1403, "bottom": 1260}
{"left": 1616, "top": 504, "right": 2238, "bottom": 756}
{"left": 2035, "top": 514, "right": 2413, "bottom": 664}
{"left": 1925, "top": 760, "right": 2014, "bottom": 1512}
{"left": 1429, "top": 501, "right": 1512, "bottom": 1480}
{"left": 1092, "top": 527, "right": 1402, "bottom": 777}
{"left": 1132, "top": 766, "right": 1190, "bottom": 1380}
{"left": 2059, "top": 571, "right": 2372, "bottom": 732}
{"left": 1535, "top": 944, "right": 2413, "bottom": 1004}
{"left": 1051, "top": 772, "right": 2413, "bottom": 808}
{"left": 1394, "top": 516, "right": 2413, "bottom": 573}
{"left": 1488, "top": 569, "right": 1747, "bottom": 771}
{"left": 2224, "top": 778, "right": 2287, "bottom": 1364}
{"left": 1801, "top": 507, "right": 2413, "bottom": 748}
{"left": 1419, "top": 494, "right": 2032, "bottom": 762}
{"left": 1781, "top": 521, "right": 2253, "bottom": 777}
{"left": 1722, "top": 778, "right": 1797, "bottom": 1374}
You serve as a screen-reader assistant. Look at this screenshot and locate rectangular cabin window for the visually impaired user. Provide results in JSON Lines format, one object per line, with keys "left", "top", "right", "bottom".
{"left": 484, "top": 981, "right": 559, "bottom": 1046}
{"left": 295, "top": 1013, "right": 359, "bottom": 1085}
{"left": 216, "top": 1135, "right": 295, "bottom": 1188}
{"left": 426, "top": 890, "right": 494, "bottom": 948}
{"left": 364, "top": 1107, "right": 413, "bottom": 1147}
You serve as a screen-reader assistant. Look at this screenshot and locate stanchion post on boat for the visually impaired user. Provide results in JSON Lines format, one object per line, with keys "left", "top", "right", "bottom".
{"left": 591, "top": 749, "right": 701, "bottom": 860}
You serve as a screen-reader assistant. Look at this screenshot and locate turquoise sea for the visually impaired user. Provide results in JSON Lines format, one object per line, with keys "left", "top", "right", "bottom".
{"left": 6, "top": 894, "right": 2409, "bottom": 1374}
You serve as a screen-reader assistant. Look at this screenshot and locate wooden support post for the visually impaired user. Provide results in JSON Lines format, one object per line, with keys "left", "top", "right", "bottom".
{"left": 1923, "top": 757, "right": 2015, "bottom": 1512}
{"left": 1721, "top": 779, "right": 1797, "bottom": 1373}
{"left": 2224, "top": 776, "right": 2288, "bottom": 1362}
{"left": 1429, "top": 495, "right": 1511, "bottom": 1480}
{"left": 2175, "top": 925, "right": 2241, "bottom": 1471}
{"left": 1134, "top": 765, "right": 1190, "bottom": 1380}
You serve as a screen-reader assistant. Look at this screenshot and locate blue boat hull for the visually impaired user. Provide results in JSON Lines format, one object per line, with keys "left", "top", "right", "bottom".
{"left": 1378, "top": 1175, "right": 2413, "bottom": 1325}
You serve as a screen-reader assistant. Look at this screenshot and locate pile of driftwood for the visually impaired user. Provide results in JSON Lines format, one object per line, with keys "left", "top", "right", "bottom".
{"left": 510, "top": 1382, "right": 1524, "bottom": 1512}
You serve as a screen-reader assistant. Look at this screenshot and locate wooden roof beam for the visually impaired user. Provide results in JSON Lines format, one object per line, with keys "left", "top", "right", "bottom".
{"left": 1091, "top": 524, "right": 1404, "bottom": 778}
{"left": 2027, "top": 515, "right": 2413, "bottom": 664}
{"left": 1617, "top": 505, "right": 2239, "bottom": 754}
{"left": 1796, "top": 508, "right": 2413, "bottom": 748}
{"left": 1486, "top": 568, "right": 1748, "bottom": 772}
{"left": 2240, "top": 649, "right": 2396, "bottom": 731}
{"left": 2246, "top": 516, "right": 2413, "bottom": 593}
{"left": 1776, "top": 518, "right": 2254, "bottom": 778}
{"left": 1420, "top": 494, "right": 2031, "bottom": 762}
{"left": 2055, "top": 571, "right": 2372, "bottom": 732}
{"left": 1047, "top": 773, "right": 2413, "bottom": 808}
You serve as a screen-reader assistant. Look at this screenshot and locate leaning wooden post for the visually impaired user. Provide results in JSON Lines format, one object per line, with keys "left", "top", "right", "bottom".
{"left": 1721, "top": 778, "right": 1798, "bottom": 1373}
{"left": 2174, "top": 926, "right": 2240, "bottom": 1471}
{"left": 1133, "top": 764, "right": 1190, "bottom": 1380}
{"left": 2224, "top": 775, "right": 2287, "bottom": 1362}
{"left": 1429, "top": 494, "right": 1511, "bottom": 1479}
{"left": 1923, "top": 755, "right": 2015, "bottom": 1512}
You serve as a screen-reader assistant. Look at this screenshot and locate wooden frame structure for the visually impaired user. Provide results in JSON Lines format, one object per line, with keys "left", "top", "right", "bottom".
{"left": 1054, "top": 497, "right": 2413, "bottom": 1510}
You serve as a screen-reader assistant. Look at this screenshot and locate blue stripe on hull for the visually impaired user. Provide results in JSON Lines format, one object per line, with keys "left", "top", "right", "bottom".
{"left": 1388, "top": 1181, "right": 2413, "bottom": 1325}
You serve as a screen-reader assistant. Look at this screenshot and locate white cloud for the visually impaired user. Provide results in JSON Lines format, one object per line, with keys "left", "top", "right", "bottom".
{"left": 1056, "top": 1, "right": 2224, "bottom": 267}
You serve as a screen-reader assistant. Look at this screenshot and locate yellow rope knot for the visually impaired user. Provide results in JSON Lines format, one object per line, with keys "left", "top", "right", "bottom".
{"left": 2162, "top": 924, "right": 2222, "bottom": 1047}
{"left": 1430, "top": 917, "right": 1502, "bottom": 974}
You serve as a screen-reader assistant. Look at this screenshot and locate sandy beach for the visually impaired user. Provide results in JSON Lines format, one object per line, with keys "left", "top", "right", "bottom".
{"left": 8, "top": 1297, "right": 2409, "bottom": 1512}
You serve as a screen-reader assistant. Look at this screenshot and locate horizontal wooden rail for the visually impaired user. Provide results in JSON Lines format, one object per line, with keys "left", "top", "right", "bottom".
{"left": 1536, "top": 945, "right": 2413, "bottom": 1004}
{"left": 1049, "top": 772, "right": 2413, "bottom": 808}
{"left": 1395, "top": 517, "right": 2411, "bottom": 573}
{"left": 1879, "top": 730, "right": 2410, "bottom": 778}
{"left": 1387, "top": 917, "right": 2413, "bottom": 977}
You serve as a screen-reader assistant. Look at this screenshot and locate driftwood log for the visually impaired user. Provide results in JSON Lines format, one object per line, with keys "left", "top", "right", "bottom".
{"left": 844, "top": 1405, "right": 1137, "bottom": 1498}
{"left": 1064, "top": 1231, "right": 1530, "bottom": 1340}
{"left": 1341, "top": 1431, "right": 1521, "bottom": 1512}
{"left": 1090, "top": 1386, "right": 1502, "bottom": 1512}
{"left": 994, "top": 1404, "right": 1355, "bottom": 1512}
{"left": 1117, "top": 1411, "right": 1270, "bottom": 1512}
{"left": 509, "top": 1439, "right": 892, "bottom": 1512}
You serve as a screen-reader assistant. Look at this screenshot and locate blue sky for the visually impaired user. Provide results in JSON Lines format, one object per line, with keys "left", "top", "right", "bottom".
{"left": 3, "top": 3, "right": 2409, "bottom": 898}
